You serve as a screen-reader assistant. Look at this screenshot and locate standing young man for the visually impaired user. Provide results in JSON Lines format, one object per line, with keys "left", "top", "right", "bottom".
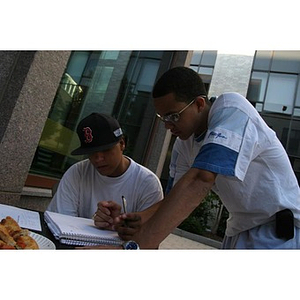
{"left": 125, "top": 66, "right": 300, "bottom": 249}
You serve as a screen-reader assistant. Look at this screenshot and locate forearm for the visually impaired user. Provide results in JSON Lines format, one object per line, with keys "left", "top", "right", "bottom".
{"left": 137, "top": 201, "right": 162, "bottom": 224}
{"left": 132, "top": 168, "right": 216, "bottom": 249}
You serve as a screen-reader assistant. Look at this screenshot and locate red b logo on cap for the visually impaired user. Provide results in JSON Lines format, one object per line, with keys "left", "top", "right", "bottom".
{"left": 83, "top": 127, "right": 93, "bottom": 143}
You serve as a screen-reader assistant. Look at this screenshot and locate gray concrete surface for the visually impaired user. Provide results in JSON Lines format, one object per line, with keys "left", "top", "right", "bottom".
{"left": 159, "top": 233, "right": 217, "bottom": 249}
{"left": 159, "top": 228, "right": 222, "bottom": 250}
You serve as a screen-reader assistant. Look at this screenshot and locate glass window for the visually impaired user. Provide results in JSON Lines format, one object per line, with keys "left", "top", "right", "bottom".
{"left": 189, "top": 50, "right": 217, "bottom": 93}
{"left": 65, "top": 51, "right": 90, "bottom": 83}
{"left": 100, "top": 51, "right": 119, "bottom": 60}
{"left": 253, "top": 51, "right": 272, "bottom": 70}
{"left": 295, "top": 80, "right": 300, "bottom": 107}
{"left": 199, "top": 66, "right": 213, "bottom": 75}
{"left": 261, "top": 115, "right": 291, "bottom": 147}
{"left": 113, "top": 52, "right": 163, "bottom": 162}
{"left": 201, "top": 51, "right": 218, "bottom": 66}
{"left": 264, "top": 73, "right": 297, "bottom": 114}
{"left": 294, "top": 108, "right": 300, "bottom": 117}
{"left": 247, "top": 71, "right": 268, "bottom": 103}
{"left": 198, "top": 67, "right": 214, "bottom": 90}
{"left": 255, "top": 103, "right": 263, "bottom": 112}
{"left": 271, "top": 51, "right": 300, "bottom": 73}
{"left": 136, "top": 60, "right": 160, "bottom": 92}
{"left": 78, "top": 66, "right": 114, "bottom": 117}
{"left": 81, "top": 52, "right": 102, "bottom": 80}
{"left": 190, "top": 51, "right": 203, "bottom": 65}
{"left": 287, "top": 119, "right": 300, "bottom": 156}
{"left": 189, "top": 65, "right": 198, "bottom": 72}
{"left": 30, "top": 50, "right": 167, "bottom": 179}
{"left": 249, "top": 51, "right": 300, "bottom": 184}
{"left": 138, "top": 51, "right": 164, "bottom": 59}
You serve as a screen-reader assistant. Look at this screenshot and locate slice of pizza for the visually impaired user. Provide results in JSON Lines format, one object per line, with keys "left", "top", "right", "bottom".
{"left": 0, "top": 216, "right": 39, "bottom": 249}
{"left": 15, "top": 235, "right": 39, "bottom": 249}
{"left": 1, "top": 216, "right": 23, "bottom": 237}
{"left": 1, "top": 216, "right": 30, "bottom": 239}
{"left": 0, "top": 240, "right": 15, "bottom": 249}
{"left": 0, "top": 224, "right": 16, "bottom": 247}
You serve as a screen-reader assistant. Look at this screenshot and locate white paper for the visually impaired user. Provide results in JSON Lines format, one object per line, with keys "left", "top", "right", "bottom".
{"left": 0, "top": 204, "right": 42, "bottom": 231}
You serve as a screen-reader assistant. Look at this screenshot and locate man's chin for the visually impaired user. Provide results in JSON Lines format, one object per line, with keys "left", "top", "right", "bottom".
{"left": 177, "top": 134, "right": 191, "bottom": 140}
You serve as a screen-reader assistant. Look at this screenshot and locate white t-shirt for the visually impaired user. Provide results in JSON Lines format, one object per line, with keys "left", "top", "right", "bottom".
{"left": 169, "top": 135, "right": 203, "bottom": 186}
{"left": 189, "top": 92, "right": 300, "bottom": 236}
{"left": 47, "top": 157, "right": 164, "bottom": 218}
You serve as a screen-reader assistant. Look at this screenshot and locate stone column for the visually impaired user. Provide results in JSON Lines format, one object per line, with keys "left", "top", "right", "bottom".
{"left": 0, "top": 51, "right": 71, "bottom": 209}
{"left": 208, "top": 50, "right": 255, "bottom": 98}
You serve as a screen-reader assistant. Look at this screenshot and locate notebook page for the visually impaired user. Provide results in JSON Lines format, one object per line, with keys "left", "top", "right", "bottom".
{"left": 0, "top": 204, "right": 42, "bottom": 231}
{"left": 44, "top": 211, "right": 121, "bottom": 242}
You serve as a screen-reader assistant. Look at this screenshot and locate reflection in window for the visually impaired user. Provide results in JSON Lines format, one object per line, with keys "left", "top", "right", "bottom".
{"left": 30, "top": 51, "right": 134, "bottom": 178}
{"left": 65, "top": 51, "right": 90, "bottom": 83}
{"left": 247, "top": 71, "right": 268, "bottom": 105}
{"left": 113, "top": 51, "right": 164, "bottom": 162}
{"left": 264, "top": 73, "right": 297, "bottom": 115}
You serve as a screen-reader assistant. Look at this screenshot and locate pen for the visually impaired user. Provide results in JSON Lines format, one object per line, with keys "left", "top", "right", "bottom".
{"left": 121, "top": 196, "right": 128, "bottom": 227}
{"left": 121, "top": 196, "right": 127, "bottom": 214}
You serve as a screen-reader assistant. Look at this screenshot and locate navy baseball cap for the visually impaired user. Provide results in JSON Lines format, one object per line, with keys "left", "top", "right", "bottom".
{"left": 71, "top": 113, "right": 123, "bottom": 155}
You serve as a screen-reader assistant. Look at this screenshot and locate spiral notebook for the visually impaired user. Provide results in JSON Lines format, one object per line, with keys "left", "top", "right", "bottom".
{"left": 44, "top": 211, "right": 122, "bottom": 246}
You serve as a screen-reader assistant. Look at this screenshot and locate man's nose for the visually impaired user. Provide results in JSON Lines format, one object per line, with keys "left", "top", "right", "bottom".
{"left": 164, "top": 121, "right": 174, "bottom": 130}
{"left": 93, "top": 152, "right": 105, "bottom": 162}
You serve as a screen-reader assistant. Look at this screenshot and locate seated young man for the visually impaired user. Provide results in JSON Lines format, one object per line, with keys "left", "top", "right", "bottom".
{"left": 47, "top": 113, "right": 163, "bottom": 227}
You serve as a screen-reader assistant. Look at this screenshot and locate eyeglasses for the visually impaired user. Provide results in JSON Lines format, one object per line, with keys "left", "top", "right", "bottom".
{"left": 156, "top": 96, "right": 205, "bottom": 123}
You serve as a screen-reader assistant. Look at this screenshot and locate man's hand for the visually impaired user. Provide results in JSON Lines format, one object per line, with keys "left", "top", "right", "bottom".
{"left": 93, "top": 201, "right": 121, "bottom": 230}
{"left": 114, "top": 213, "right": 142, "bottom": 240}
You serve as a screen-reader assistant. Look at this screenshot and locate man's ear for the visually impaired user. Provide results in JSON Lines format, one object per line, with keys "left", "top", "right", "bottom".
{"left": 194, "top": 96, "right": 206, "bottom": 112}
{"left": 119, "top": 137, "right": 126, "bottom": 151}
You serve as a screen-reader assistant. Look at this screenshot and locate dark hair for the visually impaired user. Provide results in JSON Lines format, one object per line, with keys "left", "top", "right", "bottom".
{"left": 152, "top": 67, "right": 207, "bottom": 103}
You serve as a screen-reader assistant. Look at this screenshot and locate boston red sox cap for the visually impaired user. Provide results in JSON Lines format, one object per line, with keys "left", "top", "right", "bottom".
{"left": 71, "top": 113, "right": 123, "bottom": 155}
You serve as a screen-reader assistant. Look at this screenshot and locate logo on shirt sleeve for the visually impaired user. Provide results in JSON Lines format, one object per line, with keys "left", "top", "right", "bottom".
{"left": 208, "top": 131, "right": 227, "bottom": 140}
{"left": 204, "top": 127, "right": 242, "bottom": 152}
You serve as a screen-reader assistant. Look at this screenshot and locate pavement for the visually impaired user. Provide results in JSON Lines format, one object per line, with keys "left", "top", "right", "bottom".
{"left": 158, "top": 228, "right": 222, "bottom": 250}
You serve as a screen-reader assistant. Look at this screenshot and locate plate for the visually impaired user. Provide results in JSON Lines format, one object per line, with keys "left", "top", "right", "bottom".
{"left": 29, "top": 232, "right": 56, "bottom": 250}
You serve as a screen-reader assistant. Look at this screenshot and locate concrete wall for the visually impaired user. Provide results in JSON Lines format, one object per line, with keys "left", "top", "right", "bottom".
{"left": 0, "top": 51, "right": 71, "bottom": 211}
{"left": 209, "top": 51, "right": 255, "bottom": 98}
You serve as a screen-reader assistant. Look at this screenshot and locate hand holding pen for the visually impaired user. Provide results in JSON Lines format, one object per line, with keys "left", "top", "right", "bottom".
{"left": 93, "top": 198, "right": 142, "bottom": 240}
{"left": 93, "top": 200, "right": 122, "bottom": 230}
{"left": 94, "top": 197, "right": 128, "bottom": 229}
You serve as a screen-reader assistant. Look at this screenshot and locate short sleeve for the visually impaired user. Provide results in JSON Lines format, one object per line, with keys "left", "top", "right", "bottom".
{"left": 192, "top": 106, "right": 249, "bottom": 179}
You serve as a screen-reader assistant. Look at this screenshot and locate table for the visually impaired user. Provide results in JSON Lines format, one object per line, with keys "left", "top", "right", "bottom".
{"left": 1, "top": 204, "right": 114, "bottom": 249}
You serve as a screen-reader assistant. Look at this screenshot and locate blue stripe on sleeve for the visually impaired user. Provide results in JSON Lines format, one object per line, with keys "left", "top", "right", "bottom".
{"left": 192, "top": 143, "right": 238, "bottom": 176}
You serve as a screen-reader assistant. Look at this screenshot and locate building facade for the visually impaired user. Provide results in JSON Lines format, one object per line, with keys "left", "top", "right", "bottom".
{"left": 0, "top": 50, "right": 299, "bottom": 212}
{"left": 0, "top": 50, "right": 191, "bottom": 211}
